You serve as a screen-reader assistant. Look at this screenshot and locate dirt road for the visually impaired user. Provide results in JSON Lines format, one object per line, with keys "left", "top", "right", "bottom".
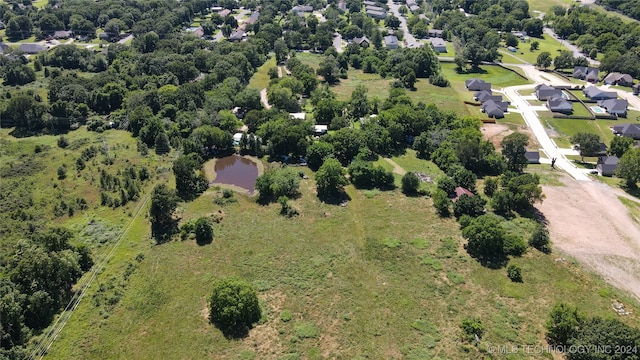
{"left": 537, "top": 175, "right": 640, "bottom": 301}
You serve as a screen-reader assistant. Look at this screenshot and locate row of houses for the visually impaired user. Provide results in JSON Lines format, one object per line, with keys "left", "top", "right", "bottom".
{"left": 364, "top": 1, "right": 387, "bottom": 19}
{"left": 536, "top": 84, "right": 628, "bottom": 116}
{"left": 465, "top": 79, "right": 510, "bottom": 118}
{"left": 574, "top": 67, "right": 638, "bottom": 90}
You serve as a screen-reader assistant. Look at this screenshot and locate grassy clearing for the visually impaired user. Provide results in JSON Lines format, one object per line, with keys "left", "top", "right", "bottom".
{"left": 248, "top": 56, "right": 276, "bottom": 90}
{"left": 527, "top": 164, "right": 565, "bottom": 186}
{"left": 541, "top": 116, "right": 617, "bottom": 147}
{"left": 526, "top": 0, "right": 574, "bottom": 14}
{"left": 45, "top": 158, "right": 640, "bottom": 359}
{"left": 332, "top": 70, "right": 392, "bottom": 102}
{"left": 619, "top": 197, "right": 640, "bottom": 224}
{"left": 500, "top": 35, "right": 565, "bottom": 65}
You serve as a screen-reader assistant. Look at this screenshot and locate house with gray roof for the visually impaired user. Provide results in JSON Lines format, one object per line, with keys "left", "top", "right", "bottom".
{"left": 18, "top": 43, "right": 48, "bottom": 54}
{"left": 598, "top": 99, "right": 628, "bottom": 117}
{"left": 246, "top": 11, "right": 260, "bottom": 25}
{"left": 612, "top": 124, "right": 640, "bottom": 139}
{"left": 428, "top": 37, "right": 446, "bottom": 52}
{"left": 228, "top": 30, "right": 245, "bottom": 42}
{"left": 353, "top": 36, "right": 370, "bottom": 47}
{"left": 574, "top": 66, "right": 599, "bottom": 82}
{"left": 363, "top": 0, "right": 378, "bottom": 5}
{"left": 535, "top": 84, "right": 562, "bottom": 100}
{"left": 428, "top": 29, "right": 443, "bottom": 38}
{"left": 366, "top": 9, "right": 387, "bottom": 19}
{"left": 473, "top": 90, "right": 492, "bottom": 101}
{"left": 583, "top": 86, "right": 617, "bottom": 100}
{"left": 603, "top": 72, "right": 634, "bottom": 87}
{"left": 465, "top": 78, "right": 491, "bottom": 91}
{"left": 481, "top": 100, "right": 505, "bottom": 118}
{"left": 292, "top": 5, "right": 313, "bottom": 13}
{"left": 54, "top": 30, "right": 72, "bottom": 39}
{"left": 547, "top": 95, "right": 573, "bottom": 114}
{"left": 596, "top": 156, "right": 619, "bottom": 176}
{"left": 0, "top": 42, "right": 10, "bottom": 55}
{"left": 384, "top": 35, "right": 398, "bottom": 49}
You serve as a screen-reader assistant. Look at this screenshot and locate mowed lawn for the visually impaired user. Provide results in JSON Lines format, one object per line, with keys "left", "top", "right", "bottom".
{"left": 541, "top": 116, "right": 618, "bottom": 147}
{"left": 248, "top": 56, "right": 277, "bottom": 90}
{"left": 499, "top": 34, "right": 565, "bottom": 65}
{"left": 47, "top": 150, "right": 640, "bottom": 360}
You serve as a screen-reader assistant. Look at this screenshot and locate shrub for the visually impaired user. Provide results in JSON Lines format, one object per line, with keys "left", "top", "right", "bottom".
{"left": 57, "top": 136, "right": 69, "bottom": 148}
{"left": 255, "top": 167, "right": 301, "bottom": 203}
{"left": 194, "top": 217, "right": 213, "bottom": 244}
{"left": 429, "top": 73, "right": 450, "bottom": 87}
{"left": 503, "top": 234, "right": 527, "bottom": 256}
{"left": 432, "top": 189, "right": 451, "bottom": 217}
{"left": 460, "top": 317, "right": 484, "bottom": 342}
{"left": 209, "top": 278, "right": 261, "bottom": 336}
{"left": 453, "top": 194, "right": 486, "bottom": 218}
{"left": 484, "top": 177, "right": 498, "bottom": 197}
{"left": 546, "top": 303, "right": 583, "bottom": 346}
{"left": 529, "top": 223, "right": 551, "bottom": 253}
{"left": 507, "top": 264, "right": 523, "bottom": 282}
{"left": 57, "top": 165, "right": 67, "bottom": 180}
{"left": 402, "top": 172, "right": 420, "bottom": 195}
{"left": 278, "top": 196, "right": 299, "bottom": 217}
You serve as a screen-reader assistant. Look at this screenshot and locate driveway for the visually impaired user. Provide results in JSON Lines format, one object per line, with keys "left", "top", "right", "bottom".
{"left": 333, "top": 32, "right": 343, "bottom": 53}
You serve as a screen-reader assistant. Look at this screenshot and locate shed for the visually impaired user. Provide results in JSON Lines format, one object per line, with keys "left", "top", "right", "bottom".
{"left": 525, "top": 151, "right": 540, "bottom": 164}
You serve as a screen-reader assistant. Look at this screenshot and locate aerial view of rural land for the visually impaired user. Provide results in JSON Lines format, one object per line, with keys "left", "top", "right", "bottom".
{"left": 3, "top": 0, "right": 640, "bottom": 358}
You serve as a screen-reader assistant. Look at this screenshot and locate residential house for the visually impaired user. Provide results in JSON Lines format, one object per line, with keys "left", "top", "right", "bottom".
{"left": 18, "top": 43, "right": 48, "bottom": 54}
{"left": 474, "top": 90, "right": 492, "bottom": 101}
{"left": 419, "top": 14, "right": 430, "bottom": 22}
{"left": 53, "top": 30, "right": 72, "bottom": 39}
{"left": 246, "top": 12, "right": 260, "bottom": 25}
{"left": 596, "top": 156, "right": 619, "bottom": 176}
{"left": 384, "top": 35, "right": 398, "bottom": 49}
{"left": 428, "top": 29, "right": 443, "bottom": 38}
{"left": 408, "top": 4, "right": 420, "bottom": 12}
{"left": 633, "top": 83, "right": 640, "bottom": 95}
{"left": 292, "top": 5, "right": 313, "bottom": 13}
{"left": 353, "top": 36, "right": 370, "bottom": 47}
{"left": 337, "top": 1, "right": 347, "bottom": 12}
{"left": 583, "top": 86, "right": 617, "bottom": 100}
{"left": 598, "top": 99, "right": 628, "bottom": 117}
{"left": 535, "top": 84, "right": 562, "bottom": 100}
{"left": 612, "top": 124, "right": 640, "bottom": 139}
{"left": 481, "top": 100, "right": 505, "bottom": 119}
{"left": 228, "top": 30, "right": 245, "bottom": 42}
{"left": 573, "top": 66, "right": 599, "bottom": 82}
{"left": 313, "top": 125, "right": 328, "bottom": 136}
{"left": 363, "top": 0, "right": 377, "bottom": 6}
{"left": 218, "top": 9, "right": 231, "bottom": 17}
{"left": 465, "top": 78, "right": 491, "bottom": 91}
{"left": 525, "top": 151, "right": 540, "bottom": 164}
{"left": 428, "top": 37, "right": 446, "bottom": 52}
{"left": 366, "top": 9, "right": 387, "bottom": 19}
{"left": 596, "top": 143, "right": 608, "bottom": 156}
{"left": 512, "top": 31, "right": 528, "bottom": 41}
{"left": 603, "top": 72, "right": 634, "bottom": 87}
{"left": 547, "top": 95, "right": 573, "bottom": 114}
{"left": 366, "top": 5, "right": 385, "bottom": 12}
{"left": 482, "top": 99, "right": 508, "bottom": 111}
{"left": 452, "top": 187, "right": 474, "bottom": 202}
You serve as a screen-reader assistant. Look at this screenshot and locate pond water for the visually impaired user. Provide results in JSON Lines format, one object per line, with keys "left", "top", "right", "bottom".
{"left": 211, "top": 155, "right": 259, "bottom": 194}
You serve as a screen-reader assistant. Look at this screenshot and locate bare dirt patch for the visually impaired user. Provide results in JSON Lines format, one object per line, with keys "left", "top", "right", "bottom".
{"left": 243, "top": 291, "right": 287, "bottom": 357}
{"left": 481, "top": 123, "right": 513, "bottom": 149}
{"left": 537, "top": 174, "right": 640, "bottom": 301}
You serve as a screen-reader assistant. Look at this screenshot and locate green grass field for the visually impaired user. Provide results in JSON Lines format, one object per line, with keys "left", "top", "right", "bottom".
{"left": 248, "top": 56, "right": 277, "bottom": 90}
{"left": 39, "top": 144, "right": 640, "bottom": 360}
{"left": 541, "top": 116, "right": 617, "bottom": 147}
{"left": 499, "top": 35, "right": 565, "bottom": 65}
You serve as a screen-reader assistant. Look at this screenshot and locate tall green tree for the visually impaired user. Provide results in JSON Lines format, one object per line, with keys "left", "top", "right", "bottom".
{"left": 501, "top": 133, "right": 529, "bottom": 172}
{"left": 570, "top": 132, "right": 600, "bottom": 162}
{"left": 149, "top": 184, "right": 179, "bottom": 242}
{"left": 173, "top": 153, "right": 209, "bottom": 200}
{"left": 315, "top": 158, "right": 348, "bottom": 199}
{"left": 609, "top": 136, "right": 634, "bottom": 158}
{"left": 209, "top": 278, "right": 261, "bottom": 337}
{"left": 617, "top": 148, "right": 640, "bottom": 188}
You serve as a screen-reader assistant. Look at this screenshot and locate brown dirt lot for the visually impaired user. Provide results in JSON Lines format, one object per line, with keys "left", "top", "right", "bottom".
{"left": 537, "top": 174, "right": 640, "bottom": 301}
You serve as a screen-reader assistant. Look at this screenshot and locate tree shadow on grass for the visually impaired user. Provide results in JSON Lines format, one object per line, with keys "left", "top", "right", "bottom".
{"left": 212, "top": 322, "right": 252, "bottom": 339}
{"left": 456, "top": 67, "right": 489, "bottom": 75}
{"left": 473, "top": 253, "right": 509, "bottom": 269}
{"left": 621, "top": 183, "right": 640, "bottom": 199}
{"left": 318, "top": 191, "right": 351, "bottom": 205}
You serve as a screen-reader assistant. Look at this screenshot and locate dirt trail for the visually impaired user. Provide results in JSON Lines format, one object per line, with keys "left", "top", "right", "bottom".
{"left": 383, "top": 158, "right": 406, "bottom": 175}
{"left": 260, "top": 88, "right": 271, "bottom": 109}
{"left": 537, "top": 175, "right": 640, "bottom": 301}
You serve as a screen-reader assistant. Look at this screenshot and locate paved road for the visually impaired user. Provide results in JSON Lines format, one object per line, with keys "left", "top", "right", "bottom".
{"left": 387, "top": 0, "right": 419, "bottom": 48}
{"left": 543, "top": 27, "right": 600, "bottom": 66}
{"left": 502, "top": 83, "right": 592, "bottom": 181}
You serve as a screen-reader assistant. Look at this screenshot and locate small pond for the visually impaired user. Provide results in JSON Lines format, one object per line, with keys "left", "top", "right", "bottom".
{"left": 211, "top": 155, "right": 259, "bottom": 194}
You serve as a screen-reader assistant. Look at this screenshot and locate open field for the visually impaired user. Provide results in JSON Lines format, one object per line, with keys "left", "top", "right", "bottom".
{"left": 541, "top": 116, "right": 617, "bottom": 146}
{"left": 526, "top": 0, "right": 574, "bottom": 13}
{"left": 43, "top": 145, "right": 640, "bottom": 360}
{"left": 499, "top": 35, "right": 565, "bottom": 65}
{"left": 248, "top": 56, "right": 277, "bottom": 90}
